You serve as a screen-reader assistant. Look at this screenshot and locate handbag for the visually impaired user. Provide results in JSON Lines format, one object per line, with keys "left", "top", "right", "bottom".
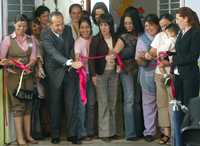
{"left": 13, "top": 89, "right": 34, "bottom": 101}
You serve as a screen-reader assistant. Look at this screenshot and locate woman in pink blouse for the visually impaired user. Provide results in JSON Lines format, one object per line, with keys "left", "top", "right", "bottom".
{"left": 74, "top": 17, "right": 96, "bottom": 140}
{"left": 0, "top": 14, "right": 37, "bottom": 146}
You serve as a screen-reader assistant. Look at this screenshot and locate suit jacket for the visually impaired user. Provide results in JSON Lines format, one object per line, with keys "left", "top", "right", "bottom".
{"left": 182, "top": 96, "right": 200, "bottom": 129}
{"left": 41, "top": 25, "right": 74, "bottom": 88}
{"left": 89, "top": 33, "right": 117, "bottom": 76}
{"left": 173, "top": 27, "right": 200, "bottom": 78}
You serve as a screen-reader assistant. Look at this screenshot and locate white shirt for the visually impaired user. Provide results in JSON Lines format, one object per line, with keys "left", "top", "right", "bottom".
{"left": 151, "top": 32, "right": 176, "bottom": 74}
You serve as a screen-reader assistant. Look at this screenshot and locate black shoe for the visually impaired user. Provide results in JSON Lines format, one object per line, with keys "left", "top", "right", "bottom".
{"left": 126, "top": 137, "right": 140, "bottom": 141}
{"left": 67, "top": 137, "right": 73, "bottom": 142}
{"left": 51, "top": 137, "right": 60, "bottom": 144}
{"left": 72, "top": 136, "right": 82, "bottom": 145}
{"left": 144, "top": 135, "right": 154, "bottom": 142}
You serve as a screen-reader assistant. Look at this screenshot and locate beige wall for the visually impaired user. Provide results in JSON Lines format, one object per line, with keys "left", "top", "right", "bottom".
{"left": 134, "top": 0, "right": 157, "bottom": 16}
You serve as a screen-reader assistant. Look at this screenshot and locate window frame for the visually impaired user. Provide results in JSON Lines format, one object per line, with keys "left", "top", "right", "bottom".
{"left": 157, "top": 0, "right": 185, "bottom": 17}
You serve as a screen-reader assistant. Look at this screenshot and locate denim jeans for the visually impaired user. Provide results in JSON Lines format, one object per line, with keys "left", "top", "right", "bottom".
{"left": 120, "top": 73, "right": 137, "bottom": 139}
{"left": 78, "top": 76, "right": 96, "bottom": 138}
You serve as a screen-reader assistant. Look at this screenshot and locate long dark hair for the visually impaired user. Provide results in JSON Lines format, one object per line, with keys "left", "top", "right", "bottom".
{"left": 91, "top": 2, "right": 109, "bottom": 25}
{"left": 176, "top": 7, "right": 200, "bottom": 29}
{"left": 117, "top": 6, "right": 144, "bottom": 35}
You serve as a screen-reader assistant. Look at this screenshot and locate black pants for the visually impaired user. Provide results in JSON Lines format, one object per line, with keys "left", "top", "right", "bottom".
{"left": 174, "top": 74, "right": 199, "bottom": 146}
{"left": 48, "top": 71, "right": 80, "bottom": 138}
{"left": 174, "top": 74, "right": 199, "bottom": 106}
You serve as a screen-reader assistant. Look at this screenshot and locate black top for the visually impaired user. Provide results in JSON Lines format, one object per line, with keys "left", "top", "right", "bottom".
{"left": 89, "top": 34, "right": 117, "bottom": 76}
{"left": 119, "top": 32, "right": 138, "bottom": 60}
{"left": 173, "top": 27, "right": 200, "bottom": 78}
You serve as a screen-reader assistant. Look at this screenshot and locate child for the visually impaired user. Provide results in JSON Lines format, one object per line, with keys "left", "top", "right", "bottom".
{"left": 158, "top": 23, "right": 179, "bottom": 83}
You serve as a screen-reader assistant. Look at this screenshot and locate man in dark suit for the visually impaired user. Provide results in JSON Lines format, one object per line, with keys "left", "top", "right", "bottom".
{"left": 41, "top": 11, "right": 82, "bottom": 144}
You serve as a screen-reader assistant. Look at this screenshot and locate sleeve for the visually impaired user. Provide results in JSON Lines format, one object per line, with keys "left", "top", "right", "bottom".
{"left": 74, "top": 39, "right": 81, "bottom": 55}
{"left": 135, "top": 37, "right": 145, "bottom": 60}
{"left": 88, "top": 37, "right": 97, "bottom": 77}
{"left": 119, "top": 34, "right": 126, "bottom": 45}
{"left": 41, "top": 30, "right": 68, "bottom": 66}
{"left": 151, "top": 33, "right": 161, "bottom": 49}
{"left": 30, "top": 37, "right": 37, "bottom": 61}
{"left": 173, "top": 30, "right": 200, "bottom": 66}
{"left": 0, "top": 36, "right": 11, "bottom": 59}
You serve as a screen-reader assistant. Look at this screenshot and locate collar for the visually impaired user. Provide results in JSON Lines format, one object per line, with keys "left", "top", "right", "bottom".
{"left": 51, "top": 28, "right": 61, "bottom": 38}
{"left": 145, "top": 32, "right": 154, "bottom": 41}
{"left": 10, "top": 32, "right": 31, "bottom": 40}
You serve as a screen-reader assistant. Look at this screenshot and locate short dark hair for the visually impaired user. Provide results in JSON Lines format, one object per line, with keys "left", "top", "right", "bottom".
{"left": 91, "top": 2, "right": 109, "bottom": 25}
{"left": 35, "top": 5, "right": 50, "bottom": 18}
{"left": 159, "top": 13, "right": 174, "bottom": 22}
{"left": 49, "top": 11, "right": 63, "bottom": 22}
{"left": 165, "top": 23, "right": 179, "bottom": 35}
{"left": 144, "top": 14, "right": 160, "bottom": 26}
{"left": 14, "top": 14, "right": 29, "bottom": 23}
{"left": 99, "top": 14, "right": 114, "bottom": 36}
{"left": 69, "top": 3, "right": 82, "bottom": 14}
{"left": 117, "top": 6, "right": 144, "bottom": 35}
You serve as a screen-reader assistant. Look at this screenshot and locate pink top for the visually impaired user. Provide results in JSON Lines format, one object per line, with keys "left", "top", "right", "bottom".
{"left": 0, "top": 32, "right": 37, "bottom": 60}
{"left": 74, "top": 36, "right": 91, "bottom": 73}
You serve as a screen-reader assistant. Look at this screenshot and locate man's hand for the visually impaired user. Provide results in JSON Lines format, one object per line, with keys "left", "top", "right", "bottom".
{"left": 71, "top": 61, "right": 83, "bottom": 69}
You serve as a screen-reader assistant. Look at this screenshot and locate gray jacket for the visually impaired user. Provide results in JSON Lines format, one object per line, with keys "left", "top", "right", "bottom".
{"left": 41, "top": 25, "right": 74, "bottom": 88}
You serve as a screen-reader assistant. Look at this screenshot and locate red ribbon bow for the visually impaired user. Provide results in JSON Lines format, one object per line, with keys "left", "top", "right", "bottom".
{"left": 11, "top": 59, "right": 32, "bottom": 72}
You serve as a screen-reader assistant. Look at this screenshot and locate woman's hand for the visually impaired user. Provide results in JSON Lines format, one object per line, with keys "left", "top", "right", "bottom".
{"left": 37, "top": 67, "right": 46, "bottom": 79}
{"left": 0, "top": 58, "right": 14, "bottom": 66}
{"left": 145, "top": 52, "right": 153, "bottom": 60}
{"left": 92, "top": 76, "right": 97, "bottom": 86}
{"left": 114, "top": 38, "right": 125, "bottom": 54}
{"left": 159, "top": 60, "right": 170, "bottom": 67}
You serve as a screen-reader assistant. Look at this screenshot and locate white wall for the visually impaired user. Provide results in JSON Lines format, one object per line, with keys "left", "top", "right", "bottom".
{"left": 185, "top": 0, "right": 200, "bottom": 19}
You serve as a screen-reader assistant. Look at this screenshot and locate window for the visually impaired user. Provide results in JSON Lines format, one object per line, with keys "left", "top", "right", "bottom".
{"left": 158, "top": 0, "right": 184, "bottom": 17}
{"left": 7, "top": 0, "right": 35, "bottom": 33}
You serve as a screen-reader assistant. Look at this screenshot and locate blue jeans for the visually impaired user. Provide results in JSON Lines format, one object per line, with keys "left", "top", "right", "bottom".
{"left": 78, "top": 76, "right": 96, "bottom": 138}
{"left": 120, "top": 73, "right": 136, "bottom": 139}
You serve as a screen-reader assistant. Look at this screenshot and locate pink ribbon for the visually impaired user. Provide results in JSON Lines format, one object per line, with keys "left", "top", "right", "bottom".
{"left": 77, "top": 67, "right": 87, "bottom": 106}
{"left": 115, "top": 53, "right": 125, "bottom": 70}
{"left": 11, "top": 59, "right": 32, "bottom": 72}
{"left": 76, "top": 53, "right": 125, "bottom": 105}
{"left": 80, "top": 53, "right": 125, "bottom": 71}
{"left": 157, "top": 51, "right": 168, "bottom": 65}
{"left": 170, "top": 78, "right": 176, "bottom": 98}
